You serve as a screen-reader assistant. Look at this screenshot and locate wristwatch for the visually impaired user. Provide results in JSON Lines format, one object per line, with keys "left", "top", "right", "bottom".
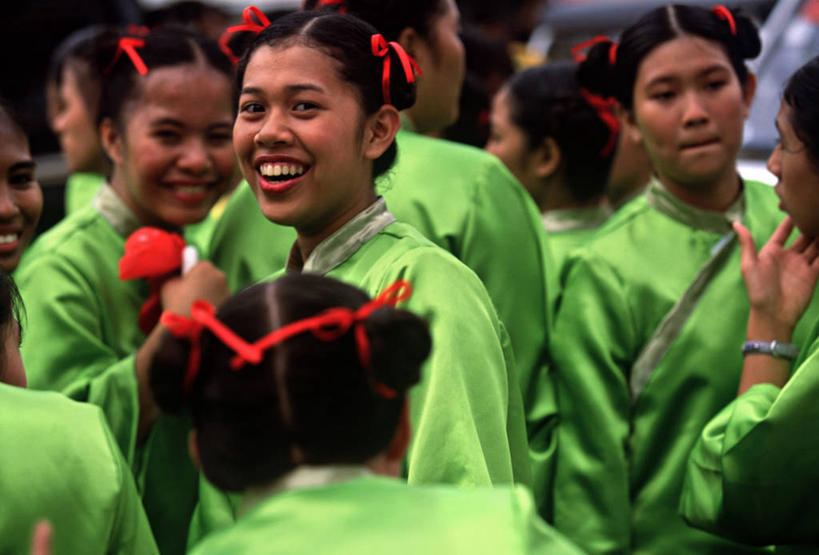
{"left": 742, "top": 340, "right": 799, "bottom": 361}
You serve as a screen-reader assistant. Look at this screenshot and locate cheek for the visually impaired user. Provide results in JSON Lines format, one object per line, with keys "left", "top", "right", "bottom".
{"left": 17, "top": 189, "right": 43, "bottom": 225}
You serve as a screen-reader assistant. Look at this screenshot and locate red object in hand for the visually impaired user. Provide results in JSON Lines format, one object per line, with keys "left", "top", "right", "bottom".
{"left": 119, "top": 227, "right": 186, "bottom": 334}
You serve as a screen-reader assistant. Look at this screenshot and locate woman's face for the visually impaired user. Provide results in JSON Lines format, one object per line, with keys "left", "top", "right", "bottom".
{"left": 486, "top": 88, "right": 542, "bottom": 195}
{"left": 628, "top": 35, "right": 754, "bottom": 191}
{"left": 104, "top": 65, "right": 236, "bottom": 228}
{"left": 234, "top": 45, "right": 383, "bottom": 238}
{"left": 0, "top": 122, "right": 43, "bottom": 272}
{"left": 769, "top": 101, "right": 819, "bottom": 238}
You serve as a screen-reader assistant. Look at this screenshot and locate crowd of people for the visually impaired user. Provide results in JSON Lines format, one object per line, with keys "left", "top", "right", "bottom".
{"left": 1, "top": 0, "right": 818, "bottom": 553}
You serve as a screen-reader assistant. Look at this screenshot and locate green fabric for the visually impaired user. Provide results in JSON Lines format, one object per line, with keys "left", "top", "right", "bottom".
{"left": 206, "top": 130, "right": 556, "bottom": 515}
{"left": 0, "top": 383, "right": 158, "bottom": 555}
{"left": 190, "top": 475, "right": 581, "bottom": 555}
{"left": 64, "top": 172, "right": 105, "bottom": 214}
{"left": 681, "top": 330, "right": 819, "bottom": 548}
{"left": 542, "top": 205, "right": 611, "bottom": 289}
{"left": 549, "top": 177, "right": 819, "bottom": 554}
{"left": 16, "top": 187, "right": 200, "bottom": 555}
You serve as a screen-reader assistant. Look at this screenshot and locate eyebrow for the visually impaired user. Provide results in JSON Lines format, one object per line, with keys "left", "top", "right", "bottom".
{"left": 239, "top": 83, "right": 326, "bottom": 96}
{"left": 645, "top": 64, "right": 731, "bottom": 89}
{"left": 9, "top": 161, "right": 35, "bottom": 173}
{"left": 149, "top": 118, "right": 232, "bottom": 130}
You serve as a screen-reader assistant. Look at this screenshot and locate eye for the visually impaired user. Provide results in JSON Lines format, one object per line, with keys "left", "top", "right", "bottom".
{"left": 8, "top": 171, "right": 35, "bottom": 188}
{"left": 207, "top": 131, "right": 232, "bottom": 145}
{"left": 153, "top": 129, "right": 182, "bottom": 143}
{"left": 705, "top": 80, "right": 727, "bottom": 91}
{"left": 651, "top": 90, "right": 675, "bottom": 102}
{"left": 293, "top": 101, "right": 319, "bottom": 113}
{"left": 240, "top": 102, "right": 265, "bottom": 114}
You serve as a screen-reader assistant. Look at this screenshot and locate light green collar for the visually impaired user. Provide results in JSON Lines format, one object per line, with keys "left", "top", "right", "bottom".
{"left": 94, "top": 184, "right": 144, "bottom": 237}
{"left": 542, "top": 205, "right": 612, "bottom": 233}
{"left": 645, "top": 175, "right": 745, "bottom": 233}
{"left": 288, "top": 197, "right": 396, "bottom": 275}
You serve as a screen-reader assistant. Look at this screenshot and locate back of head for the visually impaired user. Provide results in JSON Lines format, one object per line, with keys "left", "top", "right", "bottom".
{"left": 150, "top": 273, "right": 431, "bottom": 491}
{"left": 303, "top": 0, "right": 446, "bottom": 42}
{"left": 577, "top": 4, "right": 761, "bottom": 110}
{"left": 507, "top": 61, "right": 616, "bottom": 201}
{"left": 783, "top": 55, "right": 819, "bottom": 170}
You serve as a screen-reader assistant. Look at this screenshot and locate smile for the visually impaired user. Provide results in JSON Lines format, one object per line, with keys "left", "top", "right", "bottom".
{"left": 259, "top": 162, "right": 307, "bottom": 181}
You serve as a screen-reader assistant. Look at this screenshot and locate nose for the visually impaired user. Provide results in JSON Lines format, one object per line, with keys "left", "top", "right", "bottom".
{"left": 177, "top": 139, "right": 213, "bottom": 175}
{"left": 681, "top": 91, "right": 709, "bottom": 128}
{"left": 255, "top": 110, "right": 293, "bottom": 148}
{"left": 767, "top": 143, "right": 782, "bottom": 179}
{"left": 0, "top": 185, "right": 21, "bottom": 220}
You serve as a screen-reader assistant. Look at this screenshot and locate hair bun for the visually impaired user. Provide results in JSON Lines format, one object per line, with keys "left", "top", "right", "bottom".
{"left": 149, "top": 330, "right": 194, "bottom": 413}
{"left": 365, "top": 306, "right": 430, "bottom": 394}
{"left": 576, "top": 40, "right": 619, "bottom": 99}
{"left": 384, "top": 46, "right": 417, "bottom": 111}
{"left": 732, "top": 10, "right": 762, "bottom": 59}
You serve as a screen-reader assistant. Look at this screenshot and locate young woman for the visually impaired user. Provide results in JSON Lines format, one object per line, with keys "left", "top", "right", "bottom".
{"left": 0, "top": 270, "right": 158, "bottom": 554}
{"left": 0, "top": 102, "right": 42, "bottom": 273}
{"left": 486, "top": 61, "right": 615, "bottom": 275}
{"left": 681, "top": 55, "right": 819, "bottom": 548}
{"left": 548, "top": 5, "right": 819, "bottom": 553}
{"left": 154, "top": 273, "right": 580, "bottom": 555}
{"left": 207, "top": 2, "right": 555, "bottom": 511}
{"left": 16, "top": 28, "right": 235, "bottom": 555}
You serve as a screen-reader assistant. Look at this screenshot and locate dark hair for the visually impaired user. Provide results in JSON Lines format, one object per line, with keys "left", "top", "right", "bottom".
{"left": 98, "top": 26, "right": 234, "bottom": 129}
{"left": 0, "top": 270, "right": 24, "bottom": 379}
{"left": 506, "top": 62, "right": 615, "bottom": 202}
{"left": 0, "top": 100, "right": 28, "bottom": 142}
{"left": 783, "top": 55, "right": 819, "bottom": 171}
{"left": 237, "top": 11, "right": 417, "bottom": 178}
{"left": 303, "top": 0, "right": 446, "bottom": 43}
{"left": 150, "top": 273, "right": 430, "bottom": 491}
{"left": 578, "top": 4, "right": 761, "bottom": 110}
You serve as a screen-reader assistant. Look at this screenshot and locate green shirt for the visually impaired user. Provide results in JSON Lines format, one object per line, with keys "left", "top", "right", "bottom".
{"left": 681, "top": 329, "right": 819, "bottom": 549}
{"left": 190, "top": 469, "right": 582, "bottom": 555}
{"left": 16, "top": 185, "right": 199, "bottom": 555}
{"left": 550, "top": 177, "right": 819, "bottom": 554}
{"left": 0, "top": 383, "right": 158, "bottom": 555}
{"left": 64, "top": 172, "right": 105, "bottom": 215}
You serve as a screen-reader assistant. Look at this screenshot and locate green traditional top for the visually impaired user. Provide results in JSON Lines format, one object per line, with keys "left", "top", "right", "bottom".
{"left": 64, "top": 172, "right": 105, "bottom": 215}
{"left": 543, "top": 205, "right": 612, "bottom": 290}
{"left": 0, "top": 383, "right": 158, "bottom": 555}
{"left": 549, "top": 176, "right": 819, "bottom": 554}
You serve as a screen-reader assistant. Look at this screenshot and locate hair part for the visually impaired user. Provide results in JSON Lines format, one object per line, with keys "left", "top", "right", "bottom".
{"left": 783, "top": 55, "right": 819, "bottom": 171}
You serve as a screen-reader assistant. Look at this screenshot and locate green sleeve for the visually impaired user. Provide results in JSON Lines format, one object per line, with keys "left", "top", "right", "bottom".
{"left": 550, "top": 252, "right": 636, "bottom": 553}
{"left": 64, "top": 173, "right": 104, "bottom": 215}
{"left": 681, "top": 347, "right": 819, "bottom": 546}
{"left": 17, "top": 255, "right": 140, "bottom": 463}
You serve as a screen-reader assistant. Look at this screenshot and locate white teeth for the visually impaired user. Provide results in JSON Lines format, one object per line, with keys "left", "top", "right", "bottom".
{"left": 259, "top": 162, "right": 305, "bottom": 178}
{"left": 176, "top": 185, "right": 205, "bottom": 194}
{"left": 0, "top": 234, "right": 18, "bottom": 245}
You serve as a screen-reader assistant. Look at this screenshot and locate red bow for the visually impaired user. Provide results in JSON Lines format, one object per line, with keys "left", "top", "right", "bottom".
{"left": 579, "top": 88, "right": 620, "bottom": 158}
{"left": 105, "top": 37, "right": 148, "bottom": 75}
{"left": 711, "top": 5, "right": 737, "bottom": 36}
{"left": 160, "top": 280, "right": 413, "bottom": 397}
{"left": 316, "top": 0, "right": 347, "bottom": 12}
{"left": 370, "top": 34, "right": 421, "bottom": 106}
{"left": 119, "top": 227, "right": 187, "bottom": 335}
{"left": 218, "top": 6, "right": 272, "bottom": 65}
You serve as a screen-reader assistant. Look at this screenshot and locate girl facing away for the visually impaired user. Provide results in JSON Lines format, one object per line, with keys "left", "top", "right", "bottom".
{"left": 681, "top": 54, "right": 819, "bottom": 550}
{"left": 17, "top": 28, "right": 235, "bottom": 555}
{"left": 548, "top": 4, "right": 819, "bottom": 554}
{"left": 153, "top": 273, "right": 581, "bottom": 555}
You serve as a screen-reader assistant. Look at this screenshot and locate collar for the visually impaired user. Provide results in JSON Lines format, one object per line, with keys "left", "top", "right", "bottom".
{"left": 645, "top": 175, "right": 745, "bottom": 233}
{"left": 94, "top": 184, "right": 144, "bottom": 237}
{"left": 542, "top": 205, "right": 612, "bottom": 233}
{"left": 287, "top": 197, "right": 395, "bottom": 275}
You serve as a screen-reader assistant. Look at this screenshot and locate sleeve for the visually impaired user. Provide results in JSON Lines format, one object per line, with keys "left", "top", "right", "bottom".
{"left": 17, "top": 255, "right": 141, "bottom": 463}
{"left": 549, "top": 251, "right": 637, "bottom": 553}
{"left": 680, "top": 352, "right": 819, "bottom": 545}
{"left": 386, "top": 249, "right": 529, "bottom": 487}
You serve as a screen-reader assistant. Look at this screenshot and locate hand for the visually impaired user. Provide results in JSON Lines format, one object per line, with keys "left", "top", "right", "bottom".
{"left": 30, "top": 521, "right": 51, "bottom": 555}
{"left": 159, "top": 261, "right": 230, "bottom": 316}
{"left": 735, "top": 217, "right": 819, "bottom": 340}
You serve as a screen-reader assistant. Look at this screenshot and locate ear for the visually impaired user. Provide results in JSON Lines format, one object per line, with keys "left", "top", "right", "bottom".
{"left": 740, "top": 72, "right": 757, "bottom": 119}
{"left": 188, "top": 430, "right": 202, "bottom": 470}
{"left": 396, "top": 26, "right": 423, "bottom": 63}
{"left": 100, "top": 117, "right": 125, "bottom": 166}
{"left": 617, "top": 102, "right": 643, "bottom": 146}
{"left": 362, "top": 105, "right": 402, "bottom": 161}
{"left": 532, "top": 136, "right": 562, "bottom": 179}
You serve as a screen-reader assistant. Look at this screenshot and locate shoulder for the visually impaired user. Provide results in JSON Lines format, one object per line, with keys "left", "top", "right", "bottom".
{"left": 20, "top": 207, "right": 117, "bottom": 270}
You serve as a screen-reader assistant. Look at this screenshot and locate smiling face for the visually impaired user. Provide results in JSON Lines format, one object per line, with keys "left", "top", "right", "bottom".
{"left": 627, "top": 35, "right": 754, "bottom": 195}
{"left": 234, "top": 44, "right": 383, "bottom": 240}
{"left": 103, "top": 64, "right": 236, "bottom": 228}
{"left": 769, "top": 101, "right": 819, "bottom": 238}
{"left": 0, "top": 120, "right": 43, "bottom": 272}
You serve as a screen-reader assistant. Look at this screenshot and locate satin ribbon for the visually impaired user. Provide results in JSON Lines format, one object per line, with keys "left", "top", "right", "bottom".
{"left": 370, "top": 34, "right": 421, "bottom": 106}
{"left": 711, "top": 5, "right": 737, "bottom": 35}
{"left": 316, "top": 0, "right": 347, "bottom": 12}
{"left": 579, "top": 88, "right": 620, "bottom": 158}
{"left": 161, "top": 280, "right": 414, "bottom": 397}
{"left": 105, "top": 37, "right": 148, "bottom": 75}
{"left": 218, "top": 5, "right": 272, "bottom": 65}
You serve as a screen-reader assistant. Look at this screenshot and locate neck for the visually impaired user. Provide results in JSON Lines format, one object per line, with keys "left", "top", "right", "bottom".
{"left": 295, "top": 188, "right": 378, "bottom": 262}
{"left": 108, "top": 170, "right": 175, "bottom": 230}
{"left": 657, "top": 169, "right": 741, "bottom": 213}
{"left": 538, "top": 177, "right": 603, "bottom": 213}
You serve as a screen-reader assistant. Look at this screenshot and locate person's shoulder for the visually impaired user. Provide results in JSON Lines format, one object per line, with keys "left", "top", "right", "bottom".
{"left": 22, "top": 205, "right": 114, "bottom": 264}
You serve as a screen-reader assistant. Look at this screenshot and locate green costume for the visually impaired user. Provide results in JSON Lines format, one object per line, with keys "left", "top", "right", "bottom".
{"left": 681, "top": 328, "right": 819, "bottom": 549}
{"left": 0, "top": 383, "right": 158, "bottom": 555}
{"left": 549, "top": 177, "right": 819, "bottom": 554}
{"left": 64, "top": 172, "right": 105, "bottom": 214}
{"left": 207, "top": 128, "right": 556, "bottom": 514}
{"left": 542, "top": 205, "right": 611, "bottom": 293}
{"left": 190, "top": 468, "right": 581, "bottom": 555}
{"left": 16, "top": 185, "right": 199, "bottom": 555}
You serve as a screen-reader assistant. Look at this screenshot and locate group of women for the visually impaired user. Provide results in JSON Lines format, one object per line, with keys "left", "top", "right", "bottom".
{"left": 1, "top": 0, "right": 818, "bottom": 553}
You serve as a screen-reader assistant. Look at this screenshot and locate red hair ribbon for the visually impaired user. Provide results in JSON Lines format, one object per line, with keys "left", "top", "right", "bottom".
{"left": 160, "top": 280, "right": 414, "bottom": 397}
{"left": 712, "top": 5, "right": 737, "bottom": 36}
{"left": 119, "top": 227, "right": 187, "bottom": 334}
{"left": 570, "top": 35, "right": 612, "bottom": 63}
{"left": 316, "top": 0, "right": 347, "bottom": 13}
{"left": 579, "top": 88, "right": 620, "bottom": 158}
{"left": 105, "top": 37, "right": 148, "bottom": 75}
{"left": 218, "top": 6, "right": 272, "bottom": 65}
{"left": 370, "top": 34, "right": 422, "bottom": 106}
{"left": 609, "top": 42, "right": 618, "bottom": 66}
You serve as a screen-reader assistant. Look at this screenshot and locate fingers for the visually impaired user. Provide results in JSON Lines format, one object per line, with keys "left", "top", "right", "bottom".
{"left": 769, "top": 215, "right": 795, "bottom": 246}
{"left": 734, "top": 221, "right": 758, "bottom": 269}
{"left": 806, "top": 236, "right": 819, "bottom": 265}
{"left": 30, "top": 521, "right": 52, "bottom": 555}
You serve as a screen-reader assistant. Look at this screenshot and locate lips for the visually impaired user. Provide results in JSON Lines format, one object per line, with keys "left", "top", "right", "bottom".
{"left": 254, "top": 155, "right": 311, "bottom": 195}
{"left": 164, "top": 181, "right": 212, "bottom": 203}
{"left": 0, "top": 231, "right": 21, "bottom": 254}
{"left": 680, "top": 137, "right": 720, "bottom": 150}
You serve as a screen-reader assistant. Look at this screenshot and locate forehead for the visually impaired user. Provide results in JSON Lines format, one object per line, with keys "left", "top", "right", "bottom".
{"left": 243, "top": 44, "right": 348, "bottom": 93}
{"left": 637, "top": 35, "right": 733, "bottom": 84}
{"left": 128, "top": 64, "right": 233, "bottom": 120}
{"left": 0, "top": 122, "right": 30, "bottom": 165}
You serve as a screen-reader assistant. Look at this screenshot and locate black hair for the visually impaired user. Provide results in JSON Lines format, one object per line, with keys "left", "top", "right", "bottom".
{"left": 577, "top": 4, "right": 761, "bottom": 110}
{"left": 506, "top": 61, "right": 615, "bottom": 202}
{"left": 98, "top": 26, "right": 234, "bottom": 129}
{"left": 150, "top": 273, "right": 430, "bottom": 491}
{"left": 783, "top": 55, "right": 819, "bottom": 171}
{"left": 0, "top": 100, "right": 28, "bottom": 142}
{"left": 0, "top": 270, "right": 24, "bottom": 380}
{"left": 236, "top": 11, "right": 417, "bottom": 178}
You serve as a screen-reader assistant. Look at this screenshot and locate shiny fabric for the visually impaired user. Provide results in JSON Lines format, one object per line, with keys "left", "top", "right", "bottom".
{"left": 64, "top": 172, "right": 105, "bottom": 214}
{"left": 0, "top": 384, "right": 158, "bottom": 554}
{"left": 542, "top": 205, "right": 611, "bottom": 294}
{"left": 549, "top": 178, "right": 819, "bottom": 554}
